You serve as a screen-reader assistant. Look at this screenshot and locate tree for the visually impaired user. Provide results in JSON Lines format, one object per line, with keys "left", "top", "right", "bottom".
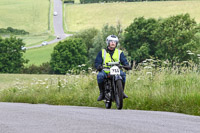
{"left": 123, "top": 17, "right": 159, "bottom": 63}
{"left": 73, "top": 28, "right": 99, "bottom": 55}
{"left": 50, "top": 38, "right": 87, "bottom": 74}
{"left": 154, "top": 14, "right": 200, "bottom": 62}
{"left": 123, "top": 14, "right": 200, "bottom": 63}
{"left": 0, "top": 36, "right": 28, "bottom": 73}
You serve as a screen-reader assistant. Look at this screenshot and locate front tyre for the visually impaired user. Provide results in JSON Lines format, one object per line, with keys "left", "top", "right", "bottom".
{"left": 115, "top": 80, "right": 123, "bottom": 110}
{"left": 105, "top": 101, "right": 112, "bottom": 109}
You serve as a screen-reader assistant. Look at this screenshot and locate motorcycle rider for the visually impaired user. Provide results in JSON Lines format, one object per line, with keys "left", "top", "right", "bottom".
{"left": 95, "top": 35, "right": 131, "bottom": 101}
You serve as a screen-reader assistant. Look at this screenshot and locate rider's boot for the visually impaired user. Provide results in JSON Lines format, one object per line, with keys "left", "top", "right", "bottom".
{"left": 97, "top": 82, "right": 104, "bottom": 101}
{"left": 122, "top": 82, "right": 128, "bottom": 99}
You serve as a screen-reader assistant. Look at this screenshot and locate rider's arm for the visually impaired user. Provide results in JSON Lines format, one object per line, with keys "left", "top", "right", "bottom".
{"left": 95, "top": 51, "right": 103, "bottom": 69}
{"left": 120, "top": 52, "right": 129, "bottom": 66}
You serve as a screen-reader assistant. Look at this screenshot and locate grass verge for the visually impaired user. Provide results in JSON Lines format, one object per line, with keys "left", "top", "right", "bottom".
{"left": 0, "top": 68, "right": 200, "bottom": 116}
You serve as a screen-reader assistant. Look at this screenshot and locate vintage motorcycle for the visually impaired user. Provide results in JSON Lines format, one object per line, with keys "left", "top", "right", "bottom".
{"left": 102, "top": 62, "right": 131, "bottom": 110}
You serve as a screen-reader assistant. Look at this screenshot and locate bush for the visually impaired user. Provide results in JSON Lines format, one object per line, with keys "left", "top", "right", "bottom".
{"left": 50, "top": 38, "right": 88, "bottom": 74}
{"left": 22, "top": 62, "right": 53, "bottom": 74}
{"left": 0, "top": 27, "right": 29, "bottom": 35}
{"left": 0, "top": 36, "right": 28, "bottom": 73}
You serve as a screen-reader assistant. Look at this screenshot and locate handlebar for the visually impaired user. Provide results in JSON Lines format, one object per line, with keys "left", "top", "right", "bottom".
{"left": 102, "top": 64, "right": 132, "bottom": 71}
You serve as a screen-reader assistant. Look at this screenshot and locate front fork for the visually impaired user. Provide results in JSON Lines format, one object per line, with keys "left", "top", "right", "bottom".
{"left": 113, "top": 75, "right": 123, "bottom": 99}
{"left": 104, "top": 75, "right": 123, "bottom": 102}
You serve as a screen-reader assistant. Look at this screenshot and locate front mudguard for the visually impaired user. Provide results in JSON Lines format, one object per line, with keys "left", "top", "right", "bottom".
{"left": 115, "top": 75, "right": 122, "bottom": 81}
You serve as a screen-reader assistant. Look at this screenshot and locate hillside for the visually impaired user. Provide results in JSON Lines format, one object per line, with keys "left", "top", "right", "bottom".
{"left": 0, "top": 0, "right": 53, "bottom": 46}
{"left": 64, "top": 1, "right": 200, "bottom": 32}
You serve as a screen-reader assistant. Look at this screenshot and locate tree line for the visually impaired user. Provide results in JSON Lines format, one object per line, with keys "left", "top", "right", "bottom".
{"left": 0, "top": 27, "right": 29, "bottom": 35}
{"left": 79, "top": 0, "right": 179, "bottom": 4}
{"left": 0, "top": 13, "right": 200, "bottom": 74}
{"left": 62, "top": 0, "right": 180, "bottom": 4}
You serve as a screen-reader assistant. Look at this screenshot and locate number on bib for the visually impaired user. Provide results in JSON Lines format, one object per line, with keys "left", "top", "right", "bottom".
{"left": 110, "top": 66, "right": 120, "bottom": 75}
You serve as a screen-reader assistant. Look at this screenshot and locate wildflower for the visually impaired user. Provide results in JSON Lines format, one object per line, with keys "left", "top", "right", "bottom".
{"left": 78, "top": 65, "right": 81, "bottom": 67}
{"left": 186, "top": 50, "right": 191, "bottom": 53}
{"left": 88, "top": 67, "right": 92, "bottom": 70}
{"left": 146, "top": 72, "right": 152, "bottom": 76}
{"left": 197, "top": 54, "right": 200, "bottom": 57}
{"left": 81, "top": 64, "right": 86, "bottom": 67}
{"left": 137, "top": 77, "right": 141, "bottom": 80}
{"left": 144, "top": 66, "right": 152, "bottom": 69}
{"left": 146, "top": 59, "right": 153, "bottom": 62}
{"left": 40, "top": 82, "right": 46, "bottom": 85}
{"left": 183, "top": 61, "right": 188, "bottom": 63}
{"left": 188, "top": 52, "right": 194, "bottom": 55}
{"left": 63, "top": 79, "right": 68, "bottom": 82}
{"left": 163, "top": 61, "right": 168, "bottom": 64}
{"left": 92, "top": 71, "right": 96, "bottom": 74}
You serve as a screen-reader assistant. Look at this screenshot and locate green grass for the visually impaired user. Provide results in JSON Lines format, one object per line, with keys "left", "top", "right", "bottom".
{"left": 24, "top": 42, "right": 58, "bottom": 66}
{"left": 0, "top": 74, "right": 64, "bottom": 90}
{"left": 0, "top": 0, "right": 55, "bottom": 46}
{"left": 64, "top": 1, "right": 200, "bottom": 32}
{"left": 0, "top": 0, "right": 49, "bottom": 33}
{"left": 0, "top": 67, "right": 200, "bottom": 116}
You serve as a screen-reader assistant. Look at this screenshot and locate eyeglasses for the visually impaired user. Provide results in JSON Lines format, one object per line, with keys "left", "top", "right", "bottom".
{"left": 109, "top": 40, "right": 118, "bottom": 43}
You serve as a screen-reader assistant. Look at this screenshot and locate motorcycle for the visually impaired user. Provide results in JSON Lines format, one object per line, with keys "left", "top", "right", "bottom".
{"left": 102, "top": 62, "right": 131, "bottom": 110}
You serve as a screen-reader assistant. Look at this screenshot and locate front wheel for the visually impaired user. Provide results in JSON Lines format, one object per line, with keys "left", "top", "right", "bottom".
{"left": 115, "top": 80, "right": 123, "bottom": 110}
{"left": 105, "top": 101, "right": 112, "bottom": 109}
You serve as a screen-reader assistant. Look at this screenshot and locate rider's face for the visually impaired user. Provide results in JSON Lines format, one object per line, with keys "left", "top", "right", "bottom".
{"left": 109, "top": 41, "right": 117, "bottom": 49}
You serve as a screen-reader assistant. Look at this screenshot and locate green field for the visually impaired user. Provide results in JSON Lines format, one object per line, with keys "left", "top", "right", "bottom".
{"left": 64, "top": 1, "right": 200, "bottom": 32}
{"left": 0, "top": 0, "right": 54, "bottom": 46}
{"left": 24, "top": 42, "right": 58, "bottom": 66}
{"left": 0, "top": 0, "right": 49, "bottom": 33}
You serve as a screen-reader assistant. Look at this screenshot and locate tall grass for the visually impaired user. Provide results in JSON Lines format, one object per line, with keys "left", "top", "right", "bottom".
{"left": 64, "top": 1, "right": 200, "bottom": 32}
{"left": 1, "top": 63, "right": 200, "bottom": 116}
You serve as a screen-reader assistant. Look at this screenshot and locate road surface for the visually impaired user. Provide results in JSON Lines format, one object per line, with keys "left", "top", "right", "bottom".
{"left": 27, "top": 0, "right": 72, "bottom": 49}
{"left": 0, "top": 102, "right": 200, "bottom": 133}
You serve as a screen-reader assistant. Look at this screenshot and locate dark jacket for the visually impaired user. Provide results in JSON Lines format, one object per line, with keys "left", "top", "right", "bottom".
{"left": 95, "top": 48, "right": 129, "bottom": 69}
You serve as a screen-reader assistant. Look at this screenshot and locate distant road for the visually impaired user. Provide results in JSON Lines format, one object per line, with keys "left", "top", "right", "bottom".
{"left": 0, "top": 102, "right": 200, "bottom": 133}
{"left": 27, "top": 0, "right": 72, "bottom": 49}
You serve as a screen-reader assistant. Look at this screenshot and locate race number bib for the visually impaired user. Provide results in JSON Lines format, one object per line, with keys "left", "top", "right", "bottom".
{"left": 110, "top": 66, "right": 120, "bottom": 75}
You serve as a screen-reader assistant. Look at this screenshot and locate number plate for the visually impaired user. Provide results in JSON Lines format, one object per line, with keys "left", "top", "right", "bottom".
{"left": 110, "top": 66, "right": 120, "bottom": 75}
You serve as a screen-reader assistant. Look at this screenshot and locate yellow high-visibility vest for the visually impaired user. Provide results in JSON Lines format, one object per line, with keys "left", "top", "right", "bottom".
{"left": 102, "top": 48, "right": 121, "bottom": 73}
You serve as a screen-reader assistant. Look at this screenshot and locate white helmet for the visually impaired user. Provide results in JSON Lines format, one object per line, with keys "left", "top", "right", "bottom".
{"left": 106, "top": 35, "right": 119, "bottom": 46}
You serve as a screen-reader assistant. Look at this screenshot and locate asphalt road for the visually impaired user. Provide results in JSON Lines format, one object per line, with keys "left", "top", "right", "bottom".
{"left": 0, "top": 102, "right": 200, "bottom": 133}
{"left": 27, "top": 0, "right": 72, "bottom": 49}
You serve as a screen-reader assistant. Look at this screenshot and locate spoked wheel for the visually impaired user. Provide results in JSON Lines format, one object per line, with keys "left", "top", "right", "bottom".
{"left": 115, "top": 80, "right": 123, "bottom": 110}
{"left": 105, "top": 101, "right": 112, "bottom": 109}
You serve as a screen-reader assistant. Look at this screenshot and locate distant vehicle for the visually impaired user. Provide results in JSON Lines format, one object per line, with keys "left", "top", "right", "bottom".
{"left": 57, "top": 36, "right": 61, "bottom": 39}
{"left": 42, "top": 41, "right": 48, "bottom": 46}
{"left": 21, "top": 46, "right": 26, "bottom": 50}
{"left": 53, "top": 12, "right": 58, "bottom": 16}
